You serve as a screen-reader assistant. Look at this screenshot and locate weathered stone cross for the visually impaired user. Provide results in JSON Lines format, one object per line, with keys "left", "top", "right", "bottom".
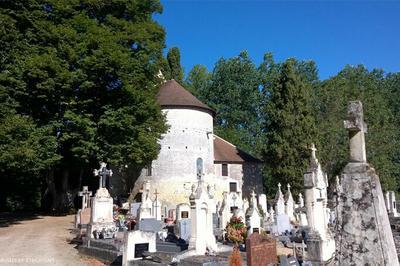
{"left": 344, "top": 101, "right": 368, "bottom": 163}
{"left": 78, "top": 186, "right": 92, "bottom": 209}
{"left": 93, "top": 162, "right": 113, "bottom": 189}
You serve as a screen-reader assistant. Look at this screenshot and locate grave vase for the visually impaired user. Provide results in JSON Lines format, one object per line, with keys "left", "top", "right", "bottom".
{"left": 228, "top": 245, "right": 243, "bottom": 266}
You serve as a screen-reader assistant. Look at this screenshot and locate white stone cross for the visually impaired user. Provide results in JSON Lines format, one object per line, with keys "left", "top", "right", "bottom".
{"left": 93, "top": 162, "right": 113, "bottom": 189}
{"left": 78, "top": 186, "right": 92, "bottom": 209}
{"left": 298, "top": 193, "right": 304, "bottom": 207}
{"left": 278, "top": 183, "right": 282, "bottom": 193}
{"left": 344, "top": 101, "right": 368, "bottom": 163}
{"left": 310, "top": 143, "right": 317, "bottom": 160}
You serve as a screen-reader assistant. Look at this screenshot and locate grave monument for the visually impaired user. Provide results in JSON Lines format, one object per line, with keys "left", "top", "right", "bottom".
{"left": 303, "top": 143, "right": 335, "bottom": 264}
{"left": 89, "top": 162, "right": 116, "bottom": 239}
{"left": 335, "top": 101, "right": 399, "bottom": 265}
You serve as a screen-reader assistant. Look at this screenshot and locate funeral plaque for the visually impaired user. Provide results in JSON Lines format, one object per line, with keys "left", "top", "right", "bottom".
{"left": 134, "top": 243, "right": 149, "bottom": 258}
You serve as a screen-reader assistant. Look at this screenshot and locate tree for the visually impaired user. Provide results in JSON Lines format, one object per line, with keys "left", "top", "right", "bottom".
{"left": 166, "top": 47, "right": 184, "bottom": 83}
{"left": 194, "top": 51, "right": 263, "bottom": 155}
{"left": 314, "top": 66, "right": 400, "bottom": 191}
{"left": 0, "top": 0, "right": 167, "bottom": 211}
{"left": 185, "top": 64, "right": 212, "bottom": 97}
{"left": 261, "top": 58, "right": 317, "bottom": 196}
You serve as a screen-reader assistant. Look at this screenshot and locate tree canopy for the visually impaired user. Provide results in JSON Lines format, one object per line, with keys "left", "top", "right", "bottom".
{"left": 0, "top": 0, "right": 167, "bottom": 211}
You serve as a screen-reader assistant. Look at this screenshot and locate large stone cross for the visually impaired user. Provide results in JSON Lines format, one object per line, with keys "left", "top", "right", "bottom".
{"left": 344, "top": 101, "right": 368, "bottom": 163}
{"left": 78, "top": 186, "right": 92, "bottom": 209}
{"left": 93, "top": 162, "right": 113, "bottom": 189}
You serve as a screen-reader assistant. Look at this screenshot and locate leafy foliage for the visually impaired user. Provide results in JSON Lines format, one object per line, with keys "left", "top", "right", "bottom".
{"left": 0, "top": 0, "right": 167, "bottom": 211}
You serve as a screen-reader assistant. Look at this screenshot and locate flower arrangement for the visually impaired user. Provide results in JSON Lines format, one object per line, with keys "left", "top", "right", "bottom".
{"left": 225, "top": 216, "right": 247, "bottom": 245}
{"left": 226, "top": 216, "right": 246, "bottom": 266}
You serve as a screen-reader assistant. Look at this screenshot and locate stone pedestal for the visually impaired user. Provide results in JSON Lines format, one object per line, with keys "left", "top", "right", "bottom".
{"left": 89, "top": 188, "right": 116, "bottom": 239}
{"left": 122, "top": 230, "right": 156, "bottom": 265}
{"left": 336, "top": 163, "right": 399, "bottom": 265}
{"left": 307, "top": 231, "right": 335, "bottom": 265}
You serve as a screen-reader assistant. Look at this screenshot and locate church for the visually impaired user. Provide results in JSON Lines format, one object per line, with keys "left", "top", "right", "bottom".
{"left": 113, "top": 80, "right": 263, "bottom": 215}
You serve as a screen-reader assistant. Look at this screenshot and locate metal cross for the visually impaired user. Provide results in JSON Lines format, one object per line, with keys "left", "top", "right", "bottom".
{"left": 93, "top": 162, "right": 113, "bottom": 189}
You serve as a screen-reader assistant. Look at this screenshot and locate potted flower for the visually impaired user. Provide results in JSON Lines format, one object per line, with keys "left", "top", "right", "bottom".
{"left": 225, "top": 216, "right": 247, "bottom": 266}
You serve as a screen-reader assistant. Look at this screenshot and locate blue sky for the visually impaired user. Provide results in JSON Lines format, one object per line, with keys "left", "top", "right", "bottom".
{"left": 154, "top": 1, "right": 400, "bottom": 80}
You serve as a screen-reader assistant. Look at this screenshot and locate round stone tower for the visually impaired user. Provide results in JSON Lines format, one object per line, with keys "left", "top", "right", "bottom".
{"left": 133, "top": 80, "right": 216, "bottom": 208}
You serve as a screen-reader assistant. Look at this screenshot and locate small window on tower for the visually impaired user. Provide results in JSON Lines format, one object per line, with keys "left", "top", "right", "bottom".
{"left": 146, "top": 164, "right": 152, "bottom": 176}
{"left": 229, "top": 182, "right": 237, "bottom": 192}
{"left": 222, "top": 164, "right": 228, "bottom": 176}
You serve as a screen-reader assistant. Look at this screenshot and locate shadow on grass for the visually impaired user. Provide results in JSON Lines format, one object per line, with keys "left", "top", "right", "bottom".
{"left": 0, "top": 212, "right": 42, "bottom": 228}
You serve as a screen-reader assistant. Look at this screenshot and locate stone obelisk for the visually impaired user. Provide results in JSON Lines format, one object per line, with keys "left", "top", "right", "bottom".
{"left": 335, "top": 101, "right": 398, "bottom": 265}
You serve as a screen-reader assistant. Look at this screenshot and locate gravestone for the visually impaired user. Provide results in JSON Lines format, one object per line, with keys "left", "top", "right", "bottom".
{"left": 303, "top": 143, "right": 335, "bottom": 263}
{"left": 285, "top": 184, "right": 295, "bottom": 222}
{"left": 79, "top": 186, "right": 92, "bottom": 209}
{"left": 177, "top": 218, "right": 191, "bottom": 241}
{"left": 137, "top": 218, "right": 162, "bottom": 232}
{"left": 246, "top": 232, "right": 277, "bottom": 266}
{"left": 89, "top": 162, "right": 116, "bottom": 239}
{"left": 275, "top": 183, "right": 285, "bottom": 215}
{"left": 246, "top": 191, "right": 262, "bottom": 235}
{"left": 75, "top": 186, "right": 92, "bottom": 228}
{"left": 387, "top": 191, "right": 399, "bottom": 217}
{"left": 138, "top": 181, "right": 154, "bottom": 220}
{"left": 80, "top": 207, "right": 92, "bottom": 225}
{"left": 188, "top": 180, "right": 217, "bottom": 255}
{"left": 275, "top": 214, "right": 291, "bottom": 234}
{"left": 336, "top": 101, "right": 399, "bottom": 265}
{"left": 258, "top": 194, "right": 268, "bottom": 215}
{"left": 122, "top": 230, "right": 156, "bottom": 265}
{"left": 130, "top": 202, "right": 141, "bottom": 218}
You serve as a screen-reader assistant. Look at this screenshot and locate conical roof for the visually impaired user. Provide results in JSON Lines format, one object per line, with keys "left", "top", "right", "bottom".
{"left": 157, "top": 79, "right": 214, "bottom": 115}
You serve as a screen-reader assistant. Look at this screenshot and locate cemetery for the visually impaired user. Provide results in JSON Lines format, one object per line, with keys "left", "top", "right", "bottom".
{"left": 1, "top": 2, "right": 400, "bottom": 266}
{"left": 72, "top": 86, "right": 400, "bottom": 266}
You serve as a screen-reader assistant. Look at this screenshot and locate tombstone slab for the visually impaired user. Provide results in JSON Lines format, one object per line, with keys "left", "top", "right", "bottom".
{"left": 122, "top": 230, "right": 156, "bottom": 265}
{"left": 246, "top": 232, "right": 277, "bottom": 266}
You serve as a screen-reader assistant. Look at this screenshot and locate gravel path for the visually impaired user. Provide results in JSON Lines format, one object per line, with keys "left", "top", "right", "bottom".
{"left": 0, "top": 215, "right": 90, "bottom": 266}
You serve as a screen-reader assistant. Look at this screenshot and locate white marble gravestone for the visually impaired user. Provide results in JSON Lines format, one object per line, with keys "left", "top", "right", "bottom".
{"left": 89, "top": 162, "right": 116, "bottom": 239}
{"left": 246, "top": 191, "right": 262, "bottom": 235}
{"left": 303, "top": 143, "right": 334, "bottom": 264}
{"left": 258, "top": 193, "right": 268, "bottom": 216}
{"left": 122, "top": 230, "right": 156, "bottom": 265}
{"left": 188, "top": 180, "right": 217, "bottom": 255}
{"left": 285, "top": 184, "right": 295, "bottom": 222}
{"left": 138, "top": 181, "right": 154, "bottom": 220}
{"left": 275, "top": 183, "right": 285, "bottom": 215}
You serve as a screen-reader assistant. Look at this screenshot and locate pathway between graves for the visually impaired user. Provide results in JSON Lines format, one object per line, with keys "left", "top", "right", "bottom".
{"left": 0, "top": 214, "right": 97, "bottom": 266}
